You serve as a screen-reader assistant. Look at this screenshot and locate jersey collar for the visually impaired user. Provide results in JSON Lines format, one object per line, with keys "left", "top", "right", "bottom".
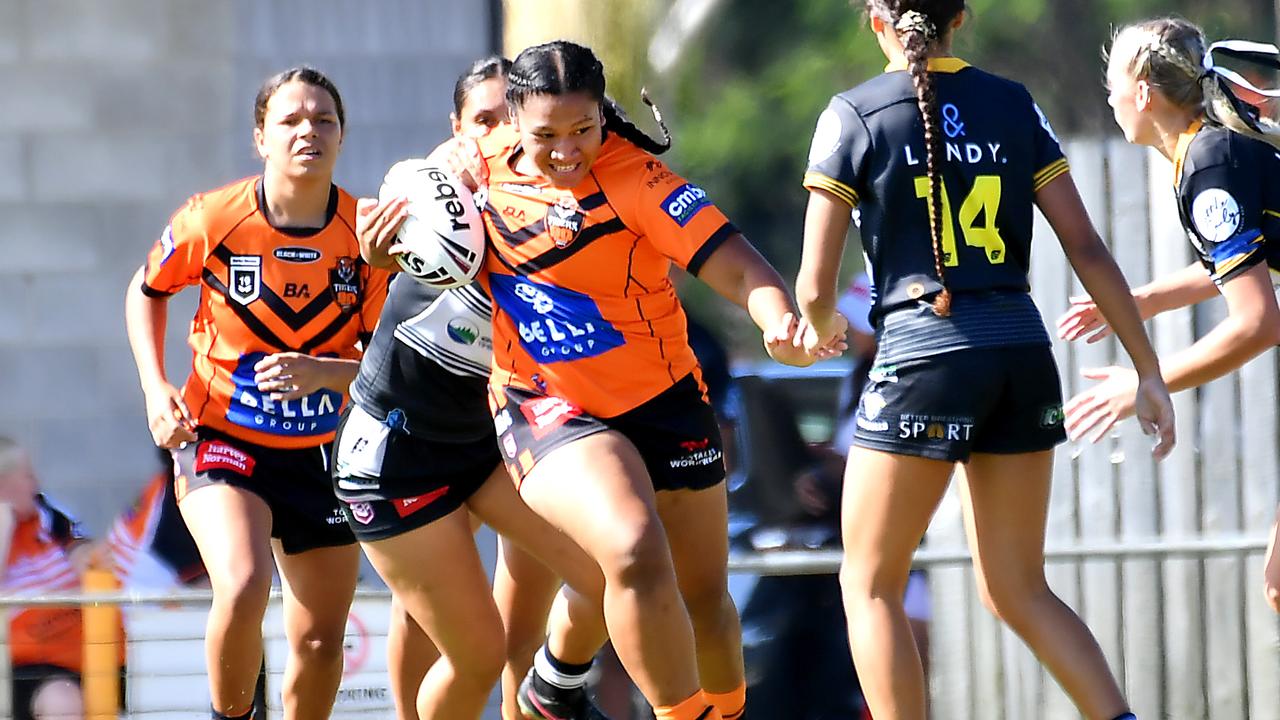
{"left": 1172, "top": 118, "right": 1205, "bottom": 189}
{"left": 884, "top": 57, "right": 971, "bottom": 73}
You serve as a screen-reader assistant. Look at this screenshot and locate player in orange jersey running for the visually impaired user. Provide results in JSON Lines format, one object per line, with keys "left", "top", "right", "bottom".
{"left": 124, "top": 67, "right": 390, "bottom": 720}
{"left": 422, "top": 40, "right": 843, "bottom": 720}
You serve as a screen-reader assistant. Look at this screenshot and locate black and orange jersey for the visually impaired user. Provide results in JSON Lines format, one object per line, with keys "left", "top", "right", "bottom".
{"left": 1173, "top": 120, "right": 1280, "bottom": 285}
{"left": 477, "top": 125, "right": 737, "bottom": 418}
{"left": 804, "top": 58, "right": 1061, "bottom": 363}
{"left": 107, "top": 471, "right": 206, "bottom": 589}
{"left": 141, "top": 177, "right": 389, "bottom": 449}
{"left": 4, "top": 496, "right": 87, "bottom": 672}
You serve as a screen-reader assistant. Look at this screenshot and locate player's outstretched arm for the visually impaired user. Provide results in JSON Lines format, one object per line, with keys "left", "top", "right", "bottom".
{"left": 1037, "top": 173, "right": 1175, "bottom": 459}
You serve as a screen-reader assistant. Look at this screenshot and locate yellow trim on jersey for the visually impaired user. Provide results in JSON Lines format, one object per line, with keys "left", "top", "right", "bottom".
{"left": 1264, "top": 209, "right": 1280, "bottom": 219}
{"left": 803, "top": 172, "right": 860, "bottom": 208}
{"left": 1214, "top": 249, "right": 1260, "bottom": 279}
{"left": 1032, "top": 158, "right": 1071, "bottom": 192}
{"left": 884, "top": 57, "right": 971, "bottom": 73}
{"left": 1172, "top": 118, "right": 1205, "bottom": 190}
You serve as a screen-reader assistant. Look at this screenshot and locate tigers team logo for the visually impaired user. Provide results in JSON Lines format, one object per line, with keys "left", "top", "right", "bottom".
{"left": 545, "top": 198, "right": 585, "bottom": 248}
{"left": 228, "top": 255, "right": 262, "bottom": 305}
{"left": 329, "top": 256, "right": 361, "bottom": 312}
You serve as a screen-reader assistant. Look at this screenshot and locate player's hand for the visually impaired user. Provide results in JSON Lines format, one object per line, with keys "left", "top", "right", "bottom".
{"left": 254, "top": 353, "right": 332, "bottom": 401}
{"left": 1265, "top": 514, "right": 1280, "bottom": 613}
{"left": 142, "top": 381, "right": 197, "bottom": 449}
{"left": 765, "top": 313, "right": 846, "bottom": 367}
{"left": 1057, "top": 294, "right": 1114, "bottom": 344}
{"left": 798, "top": 311, "right": 850, "bottom": 356}
{"left": 355, "top": 196, "right": 409, "bottom": 270}
{"left": 1066, "top": 367, "right": 1175, "bottom": 460}
{"left": 444, "top": 136, "right": 487, "bottom": 192}
{"left": 67, "top": 540, "right": 112, "bottom": 577}
{"left": 1133, "top": 375, "right": 1176, "bottom": 460}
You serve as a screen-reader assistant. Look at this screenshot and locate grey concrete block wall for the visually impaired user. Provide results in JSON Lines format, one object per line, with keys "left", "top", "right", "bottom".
{"left": 0, "top": 0, "right": 496, "bottom": 534}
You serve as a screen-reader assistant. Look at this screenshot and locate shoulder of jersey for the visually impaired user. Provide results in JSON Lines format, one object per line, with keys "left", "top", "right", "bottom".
{"left": 177, "top": 176, "right": 259, "bottom": 232}
{"left": 1185, "top": 124, "right": 1237, "bottom": 173}
{"left": 593, "top": 134, "right": 653, "bottom": 180}
{"left": 334, "top": 185, "right": 358, "bottom": 228}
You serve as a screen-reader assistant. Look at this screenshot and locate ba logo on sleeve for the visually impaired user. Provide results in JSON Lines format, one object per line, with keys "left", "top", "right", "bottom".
{"left": 662, "top": 183, "right": 711, "bottom": 227}
{"left": 228, "top": 255, "right": 262, "bottom": 305}
{"left": 1192, "top": 188, "right": 1242, "bottom": 243}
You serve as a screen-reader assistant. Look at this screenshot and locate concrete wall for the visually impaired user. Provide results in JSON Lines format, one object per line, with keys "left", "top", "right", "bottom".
{"left": 0, "top": 0, "right": 496, "bottom": 533}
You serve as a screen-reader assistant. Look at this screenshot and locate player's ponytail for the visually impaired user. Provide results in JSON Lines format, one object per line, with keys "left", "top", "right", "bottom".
{"left": 1201, "top": 41, "right": 1280, "bottom": 150}
{"left": 603, "top": 91, "right": 672, "bottom": 155}
{"left": 867, "top": 0, "right": 965, "bottom": 317}
{"left": 507, "top": 40, "right": 671, "bottom": 155}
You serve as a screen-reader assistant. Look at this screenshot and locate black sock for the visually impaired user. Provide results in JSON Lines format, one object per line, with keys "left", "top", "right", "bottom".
{"left": 212, "top": 708, "right": 253, "bottom": 720}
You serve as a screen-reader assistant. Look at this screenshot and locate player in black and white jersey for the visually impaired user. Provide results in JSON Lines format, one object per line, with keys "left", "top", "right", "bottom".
{"left": 793, "top": 2, "right": 1175, "bottom": 719}
{"left": 1057, "top": 19, "right": 1280, "bottom": 615}
{"left": 332, "top": 57, "right": 603, "bottom": 720}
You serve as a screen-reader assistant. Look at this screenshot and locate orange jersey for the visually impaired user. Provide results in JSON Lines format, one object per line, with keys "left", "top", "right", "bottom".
{"left": 478, "top": 128, "right": 736, "bottom": 417}
{"left": 4, "top": 496, "right": 86, "bottom": 671}
{"left": 141, "top": 177, "right": 389, "bottom": 449}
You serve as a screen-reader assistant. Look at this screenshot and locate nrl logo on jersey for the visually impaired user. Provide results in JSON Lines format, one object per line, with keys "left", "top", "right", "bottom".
{"left": 229, "top": 255, "right": 261, "bottom": 305}
{"left": 546, "top": 198, "right": 585, "bottom": 249}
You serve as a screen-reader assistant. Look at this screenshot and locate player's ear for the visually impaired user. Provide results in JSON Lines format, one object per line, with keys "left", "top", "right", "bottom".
{"left": 253, "top": 126, "right": 267, "bottom": 160}
{"left": 1134, "top": 79, "right": 1152, "bottom": 112}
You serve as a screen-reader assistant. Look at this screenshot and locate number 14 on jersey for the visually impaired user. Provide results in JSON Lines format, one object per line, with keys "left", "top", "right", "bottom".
{"left": 914, "top": 175, "right": 1006, "bottom": 266}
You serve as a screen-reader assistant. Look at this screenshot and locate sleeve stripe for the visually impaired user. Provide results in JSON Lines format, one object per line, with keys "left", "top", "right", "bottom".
{"left": 686, "top": 222, "right": 738, "bottom": 277}
{"left": 803, "top": 172, "right": 860, "bottom": 208}
{"left": 1033, "top": 159, "right": 1070, "bottom": 192}
{"left": 139, "top": 281, "right": 173, "bottom": 298}
{"left": 1264, "top": 209, "right": 1280, "bottom": 219}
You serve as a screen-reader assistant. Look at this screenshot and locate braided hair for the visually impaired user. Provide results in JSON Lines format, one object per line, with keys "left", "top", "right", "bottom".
{"left": 866, "top": 1, "right": 966, "bottom": 316}
{"left": 507, "top": 40, "right": 672, "bottom": 155}
{"left": 452, "top": 55, "right": 512, "bottom": 116}
{"left": 1110, "top": 18, "right": 1280, "bottom": 150}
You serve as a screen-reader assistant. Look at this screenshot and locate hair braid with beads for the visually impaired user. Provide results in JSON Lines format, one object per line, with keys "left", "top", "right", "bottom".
{"left": 866, "top": 1, "right": 966, "bottom": 316}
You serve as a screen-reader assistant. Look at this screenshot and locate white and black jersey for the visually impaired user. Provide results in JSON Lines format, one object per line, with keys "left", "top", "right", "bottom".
{"left": 349, "top": 275, "right": 494, "bottom": 442}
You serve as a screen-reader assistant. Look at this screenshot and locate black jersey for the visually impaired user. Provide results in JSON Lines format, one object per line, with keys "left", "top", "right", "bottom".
{"left": 348, "top": 275, "right": 494, "bottom": 442}
{"left": 1174, "top": 120, "right": 1280, "bottom": 285}
{"left": 805, "top": 58, "right": 1065, "bottom": 363}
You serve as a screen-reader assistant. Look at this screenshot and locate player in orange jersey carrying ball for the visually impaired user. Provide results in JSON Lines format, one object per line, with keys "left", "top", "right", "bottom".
{"left": 424, "top": 40, "right": 844, "bottom": 720}
{"left": 124, "top": 67, "right": 390, "bottom": 720}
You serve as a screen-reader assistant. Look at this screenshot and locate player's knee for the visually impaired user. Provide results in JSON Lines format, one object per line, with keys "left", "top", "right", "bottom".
{"left": 680, "top": 577, "right": 733, "bottom": 630}
{"left": 447, "top": 622, "right": 507, "bottom": 687}
{"left": 212, "top": 565, "right": 273, "bottom": 618}
{"left": 597, "top": 514, "right": 673, "bottom": 589}
{"left": 838, "top": 554, "right": 907, "bottom": 603}
{"left": 975, "top": 572, "right": 1050, "bottom": 629}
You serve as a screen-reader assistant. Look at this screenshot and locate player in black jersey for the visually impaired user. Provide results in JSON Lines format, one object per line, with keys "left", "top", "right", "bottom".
{"left": 1057, "top": 18, "right": 1280, "bottom": 615}
{"left": 335, "top": 57, "right": 605, "bottom": 720}
{"left": 794, "top": 3, "right": 1176, "bottom": 719}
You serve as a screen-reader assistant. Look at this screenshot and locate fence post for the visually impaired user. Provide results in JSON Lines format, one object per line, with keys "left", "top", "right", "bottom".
{"left": 82, "top": 565, "right": 121, "bottom": 720}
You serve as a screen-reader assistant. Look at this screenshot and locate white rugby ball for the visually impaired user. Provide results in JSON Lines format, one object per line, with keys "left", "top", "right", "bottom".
{"left": 379, "top": 159, "right": 485, "bottom": 289}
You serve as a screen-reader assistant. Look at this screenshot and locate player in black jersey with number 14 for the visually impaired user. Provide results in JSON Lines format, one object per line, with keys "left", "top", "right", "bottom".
{"left": 794, "top": 2, "right": 1175, "bottom": 719}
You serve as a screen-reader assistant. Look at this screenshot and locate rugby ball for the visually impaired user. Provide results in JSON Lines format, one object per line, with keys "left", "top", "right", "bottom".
{"left": 379, "top": 160, "right": 484, "bottom": 289}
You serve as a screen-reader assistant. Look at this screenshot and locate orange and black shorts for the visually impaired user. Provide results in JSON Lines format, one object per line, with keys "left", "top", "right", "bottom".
{"left": 493, "top": 373, "right": 725, "bottom": 493}
{"left": 172, "top": 427, "right": 354, "bottom": 554}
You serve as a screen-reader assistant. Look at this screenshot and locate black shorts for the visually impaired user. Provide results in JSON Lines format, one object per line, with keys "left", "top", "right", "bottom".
{"left": 172, "top": 427, "right": 354, "bottom": 554}
{"left": 493, "top": 373, "right": 725, "bottom": 492}
{"left": 331, "top": 404, "right": 499, "bottom": 542}
{"left": 851, "top": 345, "right": 1066, "bottom": 463}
